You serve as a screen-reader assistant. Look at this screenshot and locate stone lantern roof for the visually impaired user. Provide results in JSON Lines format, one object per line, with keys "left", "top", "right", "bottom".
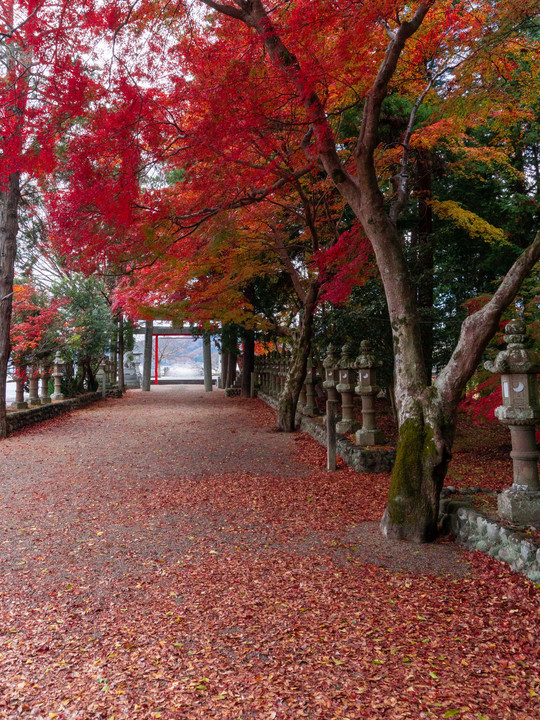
{"left": 355, "top": 339, "right": 382, "bottom": 370}
{"left": 485, "top": 319, "right": 540, "bottom": 375}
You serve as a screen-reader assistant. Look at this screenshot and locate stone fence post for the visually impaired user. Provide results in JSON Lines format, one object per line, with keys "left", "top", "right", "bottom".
{"left": 485, "top": 318, "right": 540, "bottom": 526}
{"left": 323, "top": 344, "right": 341, "bottom": 420}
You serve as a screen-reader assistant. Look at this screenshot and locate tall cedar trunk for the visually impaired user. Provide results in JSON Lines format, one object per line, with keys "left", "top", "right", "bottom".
{"left": 226, "top": 327, "right": 238, "bottom": 388}
{"left": 118, "top": 314, "right": 125, "bottom": 391}
{"left": 241, "top": 330, "right": 255, "bottom": 398}
{"left": 226, "top": 349, "right": 237, "bottom": 387}
{"left": 221, "top": 350, "right": 229, "bottom": 388}
{"left": 0, "top": 173, "right": 19, "bottom": 438}
{"left": 82, "top": 358, "right": 97, "bottom": 392}
{"left": 276, "top": 283, "right": 318, "bottom": 432}
{"left": 416, "top": 150, "right": 434, "bottom": 379}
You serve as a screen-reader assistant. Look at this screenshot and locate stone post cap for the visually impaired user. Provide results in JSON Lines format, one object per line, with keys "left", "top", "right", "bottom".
{"left": 485, "top": 318, "right": 540, "bottom": 375}
{"left": 323, "top": 343, "right": 339, "bottom": 368}
{"left": 355, "top": 339, "right": 382, "bottom": 370}
{"left": 54, "top": 351, "right": 64, "bottom": 365}
{"left": 339, "top": 340, "right": 356, "bottom": 369}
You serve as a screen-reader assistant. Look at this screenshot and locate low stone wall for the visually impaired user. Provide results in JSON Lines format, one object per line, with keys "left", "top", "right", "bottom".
{"left": 439, "top": 489, "right": 540, "bottom": 582}
{"left": 6, "top": 392, "right": 105, "bottom": 434}
{"left": 256, "top": 389, "right": 396, "bottom": 474}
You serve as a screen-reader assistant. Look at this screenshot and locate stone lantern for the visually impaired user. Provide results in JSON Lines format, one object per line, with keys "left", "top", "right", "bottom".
{"left": 96, "top": 358, "right": 108, "bottom": 396}
{"left": 336, "top": 341, "right": 358, "bottom": 434}
{"left": 485, "top": 318, "right": 540, "bottom": 526}
{"left": 355, "top": 340, "right": 386, "bottom": 446}
{"left": 302, "top": 357, "right": 317, "bottom": 416}
{"left": 51, "top": 352, "right": 65, "bottom": 402}
{"left": 28, "top": 364, "right": 41, "bottom": 406}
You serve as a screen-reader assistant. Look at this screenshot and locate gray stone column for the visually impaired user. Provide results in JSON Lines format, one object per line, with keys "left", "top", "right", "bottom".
{"left": 51, "top": 352, "right": 64, "bottom": 402}
{"left": 203, "top": 333, "right": 213, "bottom": 392}
{"left": 336, "top": 341, "right": 358, "bottom": 434}
{"left": 485, "top": 319, "right": 540, "bottom": 526}
{"left": 355, "top": 340, "right": 386, "bottom": 446}
{"left": 12, "top": 366, "right": 28, "bottom": 410}
{"left": 39, "top": 364, "right": 52, "bottom": 404}
{"left": 28, "top": 364, "right": 41, "bottom": 406}
{"left": 142, "top": 320, "right": 153, "bottom": 391}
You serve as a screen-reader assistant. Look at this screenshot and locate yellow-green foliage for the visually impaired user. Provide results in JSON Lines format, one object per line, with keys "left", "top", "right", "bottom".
{"left": 431, "top": 199, "right": 508, "bottom": 246}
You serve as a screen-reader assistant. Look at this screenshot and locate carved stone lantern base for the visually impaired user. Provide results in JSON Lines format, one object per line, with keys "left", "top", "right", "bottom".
{"left": 11, "top": 400, "right": 28, "bottom": 410}
{"left": 355, "top": 427, "right": 386, "bottom": 447}
{"left": 498, "top": 487, "right": 540, "bottom": 527}
{"left": 336, "top": 418, "right": 359, "bottom": 435}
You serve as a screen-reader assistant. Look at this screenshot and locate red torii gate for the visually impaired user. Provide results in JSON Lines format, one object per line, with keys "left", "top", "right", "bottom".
{"left": 153, "top": 328, "right": 194, "bottom": 385}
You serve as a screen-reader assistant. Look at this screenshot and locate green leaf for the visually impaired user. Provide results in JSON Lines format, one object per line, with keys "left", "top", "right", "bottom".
{"left": 429, "top": 671, "right": 438, "bottom": 679}
{"left": 443, "top": 711, "right": 460, "bottom": 718}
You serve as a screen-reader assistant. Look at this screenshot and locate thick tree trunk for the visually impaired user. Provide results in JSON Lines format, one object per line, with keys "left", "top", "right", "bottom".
{"left": 381, "top": 393, "right": 455, "bottom": 542}
{"left": 240, "top": 330, "right": 255, "bottom": 398}
{"left": 82, "top": 358, "right": 97, "bottom": 392}
{"left": 226, "top": 349, "right": 237, "bottom": 388}
{"left": 0, "top": 173, "right": 19, "bottom": 438}
{"left": 276, "top": 283, "right": 318, "bottom": 432}
{"left": 226, "top": 327, "right": 238, "bottom": 388}
{"left": 221, "top": 350, "right": 229, "bottom": 388}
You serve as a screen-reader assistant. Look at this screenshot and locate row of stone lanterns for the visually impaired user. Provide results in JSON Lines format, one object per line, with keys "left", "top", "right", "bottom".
{"left": 12, "top": 352, "right": 65, "bottom": 409}
{"left": 319, "top": 340, "right": 386, "bottom": 447}
{"left": 256, "top": 350, "right": 291, "bottom": 397}
{"left": 255, "top": 340, "right": 388, "bottom": 448}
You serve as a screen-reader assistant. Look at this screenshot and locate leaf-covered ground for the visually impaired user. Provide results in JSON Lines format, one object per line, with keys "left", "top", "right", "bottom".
{"left": 0, "top": 386, "right": 538, "bottom": 719}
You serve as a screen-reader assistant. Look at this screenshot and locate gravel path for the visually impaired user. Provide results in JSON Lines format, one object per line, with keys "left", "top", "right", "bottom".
{"left": 0, "top": 386, "right": 537, "bottom": 719}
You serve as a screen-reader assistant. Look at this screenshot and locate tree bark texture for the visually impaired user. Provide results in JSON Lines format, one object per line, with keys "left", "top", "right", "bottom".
{"left": 276, "top": 283, "right": 318, "bottom": 432}
{"left": 0, "top": 173, "right": 19, "bottom": 438}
